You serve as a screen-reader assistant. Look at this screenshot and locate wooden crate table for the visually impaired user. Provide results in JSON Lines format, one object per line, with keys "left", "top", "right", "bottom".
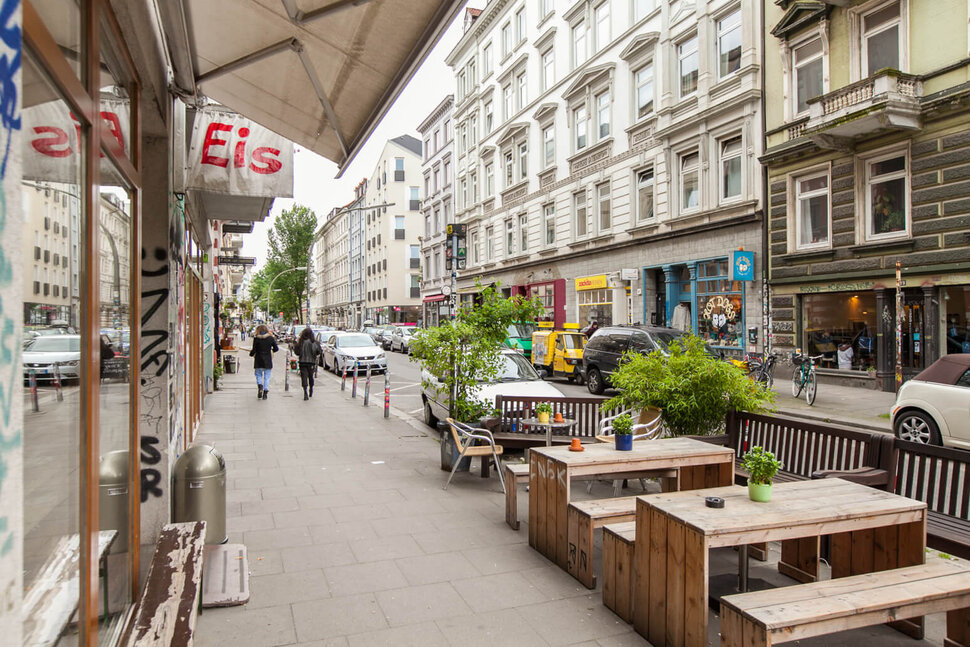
{"left": 528, "top": 437, "right": 734, "bottom": 585}
{"left": 632, "top": 479, "right": 928, "bottom": 647}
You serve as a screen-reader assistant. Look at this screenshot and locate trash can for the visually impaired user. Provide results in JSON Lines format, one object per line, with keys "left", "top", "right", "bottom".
{"left": 99, "top": 450, "right": 129, "bottom": 554}
{"left": 438, "top": 420, "right": 471, "bottom": 473}
{"left": 223, "top": 354, "right": 236, "bottom": 374}
{"left": 172, "top": 444, "right": 227, "bottom": 544}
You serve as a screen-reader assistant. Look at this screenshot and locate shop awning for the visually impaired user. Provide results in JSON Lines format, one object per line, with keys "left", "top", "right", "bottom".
{"left": 423, "top": 294, "right": 446, "bottom": 302}
{"left": 168, "top": 0, "right": 464, "bottom": 175}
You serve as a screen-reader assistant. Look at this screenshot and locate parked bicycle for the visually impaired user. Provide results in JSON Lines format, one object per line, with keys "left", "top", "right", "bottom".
{"left": 747, "top": 351, "right": 782, "bottom": 391}
{"left": 790, "top": 350, "right": 823, "bottom": 405}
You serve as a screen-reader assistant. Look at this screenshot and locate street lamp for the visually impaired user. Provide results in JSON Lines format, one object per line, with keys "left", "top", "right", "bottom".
{"left": 266, "top": 266, "right": 307, "bottom": 324}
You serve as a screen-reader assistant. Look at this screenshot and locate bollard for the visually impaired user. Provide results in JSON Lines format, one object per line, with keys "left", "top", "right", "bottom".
{"left": 28, "top": 369, "right": 39, "bottom": 412}
{"left": 341, "top": 363, "right": 347, "bottom": 391}
{"left": 351, "top": 361, "right": 359, "bottom": 398}
{"left": 53, "top": 362, "right": 63, "bottom": 402}
{"left": 383, "top": 370, "right": 390, "bottom": 419}
{"left": 363, "top": 366, "right": 371, "bottom": 406}
{"left": 284, "top": 350, "right": 290, "bottom": 392}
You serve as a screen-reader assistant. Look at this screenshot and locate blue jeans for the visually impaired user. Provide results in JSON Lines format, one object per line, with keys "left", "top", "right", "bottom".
{"left": 255, "top": 368, "right": 271, "bottom": 390}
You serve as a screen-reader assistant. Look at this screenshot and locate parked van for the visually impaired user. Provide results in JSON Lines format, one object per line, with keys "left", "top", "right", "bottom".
{"left": 581, "top": 325, "right": 694, "bottom": 394}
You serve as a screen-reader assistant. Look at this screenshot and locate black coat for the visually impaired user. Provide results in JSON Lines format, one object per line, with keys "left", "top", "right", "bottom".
{"left": 297, "top": 337, "right": 321, "bottom": 365}
{"left": 249, "top": 333, "right": 279, "bottom": 369}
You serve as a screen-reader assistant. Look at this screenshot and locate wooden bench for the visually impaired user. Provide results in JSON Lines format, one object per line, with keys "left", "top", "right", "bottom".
{"left": 494, "top": 394, "right": 607, "bottom": 448}
{"left": 566, "top": 496, "right": 638, "bottom": 589}
{"left": 124, "top": 521, "right": 206, "bottom": 647}
{"left": 602, "top": 521, "right": 636, "bottom": 623}
{"left": 891, "top": 439, "right": 970, "bottom": 560}
{"left": 23, "top": 530, "right": 117, "bottom": 647}
{"left": 504, "top": 462, "right": 530, "bottom": 530}
{"left": 719, "top": 558, "right": 970, "bottom": 647}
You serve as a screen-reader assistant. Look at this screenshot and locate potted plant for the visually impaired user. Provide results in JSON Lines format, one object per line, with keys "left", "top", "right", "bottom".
{"left": 612, "top": 413, "right": 634, "bottom": 451}
{"left": 741, "top": 445, "right": 782, "bottom": 502}
{"left": 535, "top": 402, "right": 552, "bottom": 424}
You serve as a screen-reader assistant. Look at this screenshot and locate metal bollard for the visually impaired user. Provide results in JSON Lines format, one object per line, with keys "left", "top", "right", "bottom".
{"left": 383, "top": 370, "right": 390, "bottom": 419}
{"left": 53, "top": 362, "right": 63, "bottom": 402}
{"left": 284, "top": 350, "right": 290, "bottom": 392}
{"left": 363, "top": 366, "right": 371, "bottom": 406}
{"left": 351, "top": 362, "right": 359, "bottom": 398}
{"left": 28, "top": 369, "right": 39, "bottom": 412}
{"left": 341, "top": 363, "right": 347, "bottom": 391}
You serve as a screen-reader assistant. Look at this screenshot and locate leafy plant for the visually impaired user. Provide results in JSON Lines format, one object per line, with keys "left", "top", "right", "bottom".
{"left": 612, "top": 413, "right": 633, "bottom": 436}
{"left": 535, "top": 402, "right": 552, "bottom": 415}
{"left": 741, "top": 446, "right": 782, "bottom": 485}
{"left": 604, "top": 334, "right": 775, "bottom": 436}
{"left": 213, "top": 359, "right": 224, "bottom": 389}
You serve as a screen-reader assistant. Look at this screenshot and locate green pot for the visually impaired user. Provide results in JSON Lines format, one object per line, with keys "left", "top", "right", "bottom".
{"left": 747, "top": 481, "right": 772, "bottom": 502}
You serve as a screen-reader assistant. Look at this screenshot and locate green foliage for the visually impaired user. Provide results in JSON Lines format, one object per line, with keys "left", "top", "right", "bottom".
{"left": 604, "top": 335, "right": 775, "bottom": 436}
{"left": 457, "top": 282, "right": 545, "bottom": 346}
{"left": 612, "top": 413, "right": 633, "bottom": 435}
{"left": 250, "top": 205, "right": 317, "bottom": 322}
{"left": 535, "top": 402, "right": 552, "bottom": 415}
{"left": 741, "top": 446, "right": 783, "bottom": 485}
{"left": 213, "top": 359, "right": 224, "bottom": 388}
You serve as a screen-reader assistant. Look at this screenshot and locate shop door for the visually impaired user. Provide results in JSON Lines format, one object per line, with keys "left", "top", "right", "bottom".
{"left": 900, "top": 291, "right": 924, "bottom": 380}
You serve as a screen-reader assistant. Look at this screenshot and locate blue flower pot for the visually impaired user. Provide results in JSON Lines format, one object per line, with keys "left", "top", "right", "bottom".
{"left": 615, "top": 434, "right": 633, "bottom": 451}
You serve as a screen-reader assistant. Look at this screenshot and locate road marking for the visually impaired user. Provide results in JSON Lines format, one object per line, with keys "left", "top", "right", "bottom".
{"left": 408, "top": 408, "right": 423, "bottom": 415}
{"left": 390, "top": 383, "right": 420, "bottom": 392}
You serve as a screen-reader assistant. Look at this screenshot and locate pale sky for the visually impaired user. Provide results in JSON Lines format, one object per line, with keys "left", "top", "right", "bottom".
{"left": 242, "top": 2, "right": 478, "bottom": 270}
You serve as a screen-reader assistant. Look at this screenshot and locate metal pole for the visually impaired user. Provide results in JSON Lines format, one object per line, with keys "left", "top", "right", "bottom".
{"left": 284, "top": 349, "right": 290, "bottom": 392}
{"left": 383, "top": 370, "right": 390, "bottom": 419}
{"left": 895, "top": 261, "right": 903, "bottom": 392}
{"left": 363, "top": 366, "right": 371, "bottom": 406}
{"left": 341, "top": 363, "right": 347, "bottom": 391}
{"left": 29, "top": 369, "right": 39, "bottom": 412}
{"left": 53, "top": 361, "right": 63, "bottom": 402}
{"left": 352, "top": 361, "right": 359, "bottom": 398}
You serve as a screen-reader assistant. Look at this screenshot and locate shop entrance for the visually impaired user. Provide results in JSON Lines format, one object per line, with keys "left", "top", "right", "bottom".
{"left": 900, "top": 291, "right": 925, "bottom": 379}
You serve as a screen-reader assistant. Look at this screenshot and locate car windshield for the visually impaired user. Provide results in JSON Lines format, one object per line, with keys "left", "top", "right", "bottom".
{"left": 34, "top": 328, "right": 66, "bottom": 336}
{"left": 506, "top": 323, "right": 535, "bottom": 339}
{"left": 27, "top": 337, "right": 80, "bottom": 352}
{"left": 489, "top": 353, "right": 540, "bottom": 382}
{"left": 339, "top": 334, "right": 376, "bottom": 348}
{"left": 561, "top": 333, "right": 584, "bottom": 349}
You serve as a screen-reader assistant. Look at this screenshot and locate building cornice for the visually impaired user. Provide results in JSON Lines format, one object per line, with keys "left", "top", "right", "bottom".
{"left": 417, "top": 95, "right": 455, "bottom": 134}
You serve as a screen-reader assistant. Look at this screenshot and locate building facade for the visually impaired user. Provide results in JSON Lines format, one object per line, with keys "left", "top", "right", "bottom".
{"left": 417, "top": 95, "right": 455, "bottom": 326}
{"left": 363, "top": 136, "right": 425, "bottom": 324}
{"left": 313, "top": 200, "right": 353, "bottom": 327}
{"left": 446, "top": 0, "right": 765, "bottom": 354}
{"left": 762, "top": 0, "right": 970, "bottom": 390}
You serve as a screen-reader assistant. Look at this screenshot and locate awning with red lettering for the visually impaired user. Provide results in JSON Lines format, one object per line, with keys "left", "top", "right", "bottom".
{"left": 168, "top": 0, "right": 464, "bottom": 175}
{"left": 423, "top": 294, "right": 446, "bottom": 303}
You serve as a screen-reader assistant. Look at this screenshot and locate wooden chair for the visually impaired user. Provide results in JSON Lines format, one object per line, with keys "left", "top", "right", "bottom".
{"left": 588, "top": 407, "right": 665, "bottom": 496}
{"left": 444, "top": 418, "right": 506, "bottom": 494}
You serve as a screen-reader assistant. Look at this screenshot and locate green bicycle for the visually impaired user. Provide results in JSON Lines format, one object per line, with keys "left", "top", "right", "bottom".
{"left": 790, "top": 350, "right": 822, "bottom": 405}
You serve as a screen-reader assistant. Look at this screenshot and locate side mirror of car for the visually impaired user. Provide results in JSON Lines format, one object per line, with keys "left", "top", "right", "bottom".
{"left": 537, "top": 368, "right": 549, "bottom": 380}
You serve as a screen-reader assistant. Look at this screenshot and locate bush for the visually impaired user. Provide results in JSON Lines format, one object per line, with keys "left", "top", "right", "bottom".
{"left": 742, "top": 446, "right": 782, "bottom": 485}
{"left": 612, "top": 413, "right": 633, "bottom": 435}
{"left": 604, "top": 335, "right": 775, "bottom": 436}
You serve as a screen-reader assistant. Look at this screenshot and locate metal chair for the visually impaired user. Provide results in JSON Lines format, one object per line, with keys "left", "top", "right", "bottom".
{"left": 443, "top": 418, "right": 506, "bottom": 494}
{"left": 588, "top": 406, "right": 666, "bottom": 496}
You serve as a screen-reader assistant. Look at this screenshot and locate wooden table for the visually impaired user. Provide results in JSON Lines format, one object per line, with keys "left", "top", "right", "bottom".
{"left": 529, "top": 437, "right": 735, "bottom": 582}
{"left": 632, "top": 479, "right": 927, "bottom": 647}
{"left": 520, "top": 416, "right": 578, "bottom": 446}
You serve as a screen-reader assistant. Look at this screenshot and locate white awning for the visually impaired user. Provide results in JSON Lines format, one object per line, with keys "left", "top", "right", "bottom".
{"left": 173, "top": 0, "right": 463, "bottom": 175}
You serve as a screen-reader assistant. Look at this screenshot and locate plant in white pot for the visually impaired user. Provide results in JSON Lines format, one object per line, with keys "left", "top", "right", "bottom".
{"left": 612, "top": 413, "right": 634, "bottom": 451}
{"left": 741, "top": 446, "right": 782, "bottom": 502}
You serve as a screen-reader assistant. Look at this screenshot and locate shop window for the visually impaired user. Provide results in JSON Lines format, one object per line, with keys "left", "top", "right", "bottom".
{"left": 720, "top": 136, "right": 743, "bottom": 200}
{"left": 717, "top": 8, "right": 742, "bottom": 79}
{"left": 944, "top": 287, "right": 970, "bottom": 354}
{"left": 795, "top": 171, "right": 830, "bottom": 249}
{"left": 637, "top": 168, "right": 655, "bottom": 221}
{"left": 801, "top": 292, "right": 877, "bottom": 370}
{"left": 865, "top": 151, "right": 908, "bottom": 239}
{"left": 695, "top": 259, "right": 744, "bottom": 348}
{"left": 680, "top": 151, "right": 700, "bottom": 212}
{"left": 579, "top": 288, "right": 613, "bottom": 327}
{"left": 530, "top": 283, "right": 556, "bottom": 322}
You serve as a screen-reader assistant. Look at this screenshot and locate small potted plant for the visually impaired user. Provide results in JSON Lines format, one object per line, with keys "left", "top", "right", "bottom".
{"left": 741, "top": 446, "right": 782, "bottom": 502}
{"left": 535, "top": 402, "right": 552, "bottom": 424}
{"left": 612, "top": 413, "right": 634, "bottom": 451}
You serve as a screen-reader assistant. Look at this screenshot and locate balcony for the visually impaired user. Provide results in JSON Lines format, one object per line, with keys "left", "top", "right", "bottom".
{"left": 803, "top": 70, "right": 922, "bottom": 150}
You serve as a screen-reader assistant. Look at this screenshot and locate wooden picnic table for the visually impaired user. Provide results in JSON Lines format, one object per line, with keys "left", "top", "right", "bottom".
{"left": 632, "top": 478, "right": 927, "bottom": 647}
{"left": 528, "top": 437, "right": 735, "bottom": 583}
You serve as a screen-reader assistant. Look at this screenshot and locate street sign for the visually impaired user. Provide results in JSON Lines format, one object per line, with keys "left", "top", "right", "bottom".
{"left": 216, "top": 255, "right": 257, "bottom": 266}
{"left": 446, "top": 259, "right": 453, "bottom": 270}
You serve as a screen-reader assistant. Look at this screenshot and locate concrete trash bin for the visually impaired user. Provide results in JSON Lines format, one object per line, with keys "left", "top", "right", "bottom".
{"left": 99, "top": 450, "right": 129, "bottom": 554}
{"left": 172, "top": 444, "right": 227, "bottom": 544}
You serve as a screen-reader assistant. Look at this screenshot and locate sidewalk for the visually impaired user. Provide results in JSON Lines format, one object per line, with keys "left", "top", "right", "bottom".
{"left": 193, "top": 348, "right": 931, "bottom": 646}
{"left": 770, "top": 377, "right": 896, "bottom": 432}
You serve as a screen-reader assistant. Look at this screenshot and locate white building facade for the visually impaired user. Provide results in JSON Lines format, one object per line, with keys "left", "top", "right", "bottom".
{"left": 417, "top": 95, "right": 455, "bottom": 326}
{"left": 447, "top": 0, "right": 766, "bottom": 354}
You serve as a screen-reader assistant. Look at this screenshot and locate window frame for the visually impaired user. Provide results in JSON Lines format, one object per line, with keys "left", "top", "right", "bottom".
{"left": 597, "top": 181, "right": 612, "bottom": 232}
{"left": 542, "top": 124, "right": 555, "bottom": 168}
{"left": 862, "top": 147, "right": 910, "bottom": 242}
{"left": 791, "top": 34, "right": 826, "bottom": 117}
{"left": 544, "top": 203, "right": 556, "bottom": 245}
{"left": 574, "top": 190, "right": 589, "bottom": 238}
{"left": 853, "top": 0, "right": 907, "bottom": 80}
{"left": 636, "top": 167, "right": 655, "bottom": 222}
{"left": 717, "top": 8, "right": 743, "bottom": 80}
{"left": 482, "top": 41, "right": 493, "bottom": 78}
{"left": 502, "top": 21, "right": 513, "bottom": 57}
{"left": 678, "top": 34, "right": 699, "bottom": 99}
{"left": 594, "top": 1, "right": 611, "bottom": 51}
{"left": 679, "top": 150, "right": 701, "bottom": 214}
{"left": 519, "top": 212, "right": 529, "bottom": 252}
{"left": 595, "top": 90, "right": 611, "bottom": 142}
{"left": 719, "top": 135, "right": 744, "bottom": 202}
{"left": 791, "top": 168, "right": 832, "bottom": 251}
{"left": 484, "top": 163, "right": 495, "bottom": 197}
{"left": 541, "top": 47, "right": 555, "bottom": 92}
{"left": 635, "top": 61, "right": 654, "bottom": 120}
{"left": 574, "top": 104, "right": 588, "bottom": 151}
{"left": 572, "top": 19, "right": 588, "bottom": 68}
{"left": 506, "top": 218, "right": 516, "bottom": 256}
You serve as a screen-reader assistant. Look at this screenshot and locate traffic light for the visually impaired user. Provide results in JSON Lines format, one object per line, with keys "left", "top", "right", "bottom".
{"left": 446, "top": 223, "right": 467, "bottom": 271}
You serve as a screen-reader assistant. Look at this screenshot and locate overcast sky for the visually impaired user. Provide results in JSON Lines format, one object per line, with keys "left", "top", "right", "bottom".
{"left": 242, "top": 2, "right": 477, "bottom": 270}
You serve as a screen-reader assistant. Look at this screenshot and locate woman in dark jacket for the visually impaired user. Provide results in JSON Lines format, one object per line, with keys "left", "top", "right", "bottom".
{"left": 296, "top": 327, "right": 322, "bottom": 400}
{"left": 249, "top": 324, "right": 278, "bottom": 400}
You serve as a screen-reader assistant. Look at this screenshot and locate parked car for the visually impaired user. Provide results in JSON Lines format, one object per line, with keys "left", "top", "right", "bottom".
{"left": 581, "top": 325, "right": 699, "bottom": 395}
{"left": 387, "top": 326, "right": 415, "bottom": 353}
{"left": 891, "top": 353, "right": 970, "bottom": 450}
{"left": 421, "top": 348, "right": 565, "bottom": 428}
{"left": 504, "top": 322, "right": 536, "bottom": 359}
{"left": 320, "top": 332, "right": 387, "bottom": 374}
{"left": 23, "top": 334, "right": 82, "bottom": 383}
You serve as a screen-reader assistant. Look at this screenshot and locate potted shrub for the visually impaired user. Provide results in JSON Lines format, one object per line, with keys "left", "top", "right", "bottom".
{"left": 742, "top": 446, "right": 782, "bottom": 502}
{"left": 535, "top": 402, "right": 552, "bottom": 424}
{"left": 612, "top": 413, "right": 634, "bottom": 451}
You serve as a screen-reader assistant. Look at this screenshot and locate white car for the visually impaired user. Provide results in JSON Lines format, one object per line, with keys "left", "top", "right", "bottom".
{"left": 891, "top": 353, "right": 970, "bottom": 450}
{"left": 388, "top": 326, "right": 416, "bottom": 353}
{"left": 321, "top": 332, "right": 387, "bottom": 374}
{"left": 23, "top": 334, "right": 82, "bottom": 383}
{"left": 421, "top": 348, "right": 566, "bottom": 427}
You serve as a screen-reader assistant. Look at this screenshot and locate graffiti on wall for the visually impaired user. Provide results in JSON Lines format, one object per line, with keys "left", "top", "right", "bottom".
{"left": 170, "top": 199, "right": 185, "bottom": 454}
{"left": 139, "top": 247, "right": 169, "bottom": 503}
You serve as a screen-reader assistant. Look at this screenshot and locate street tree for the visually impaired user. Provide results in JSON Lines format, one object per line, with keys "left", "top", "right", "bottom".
{"left": 251, "top": 204, "right": 317, "bottom": 322}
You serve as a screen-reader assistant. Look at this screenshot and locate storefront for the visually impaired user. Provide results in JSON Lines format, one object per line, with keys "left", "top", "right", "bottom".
{"left": 576, "top": 275, "right": 614, "bottom": 327}
{"left": 524, "top": 279, "right": 565, "bottom": 328}
{"left": 423, "top": 293, "right": 448, "bottom": 327}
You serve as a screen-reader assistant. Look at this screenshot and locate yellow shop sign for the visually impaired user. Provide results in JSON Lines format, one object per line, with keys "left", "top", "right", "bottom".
{"left": 575, "top": 274, "right": 608, "bottom": 291}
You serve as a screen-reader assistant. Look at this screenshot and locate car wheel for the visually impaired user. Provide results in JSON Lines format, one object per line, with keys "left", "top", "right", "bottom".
{"left": 586, "top": 367, "right": 605, "bottom": 395}
{"left": 423, "top": 398, "right": 438, "bottom": 428}
{"left": 894, "top": 410, "right": 942, "bottom": 445}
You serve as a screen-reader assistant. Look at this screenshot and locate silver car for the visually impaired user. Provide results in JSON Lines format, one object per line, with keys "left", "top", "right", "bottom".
{"left": 321, "top": 333, "right": 387, "bottom": 374}
{"left": 23, "top": 335, "right": 82, "bottom": 382}
{"left": 388, "top": 326, "right": 416, "bottom": 353}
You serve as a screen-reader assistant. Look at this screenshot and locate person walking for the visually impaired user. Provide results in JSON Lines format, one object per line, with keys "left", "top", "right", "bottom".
{"left": 249, "top": 324, "right": 278, "bottom": 400}
{"left": 295, "top": 327, "right": 322, "bottom": 400}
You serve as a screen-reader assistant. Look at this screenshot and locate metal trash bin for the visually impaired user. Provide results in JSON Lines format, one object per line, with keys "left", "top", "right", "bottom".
{"left": 99, "top": 450, "right": 129, "bottom": 553}
{"left": 223, "top": 354, "right": 236, "bottom": 374}
{"left": 172, "top": 445, "right": 227, "bottom": 544}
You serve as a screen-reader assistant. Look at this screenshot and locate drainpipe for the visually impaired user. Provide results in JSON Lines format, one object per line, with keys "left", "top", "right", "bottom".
{"left": 760, "top": 0, "right": 771, "bottom": 355}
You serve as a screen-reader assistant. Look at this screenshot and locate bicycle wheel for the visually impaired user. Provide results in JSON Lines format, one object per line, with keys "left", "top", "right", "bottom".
{"left": 805, "top": 368, "right": 817, "bottom": 405}
{"left": 791, "top": 367, "right": 804, "bottom": 397}
{"left": 757, "top": 370, "right": 773, "bottom": 391}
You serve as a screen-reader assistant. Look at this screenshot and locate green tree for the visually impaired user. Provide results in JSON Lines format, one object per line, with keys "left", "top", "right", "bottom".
{"left": 253, "top": 205, "right": 317, "bottom": 322}
{"left": 604, "top": 335, "right": 775, "bottom": 436}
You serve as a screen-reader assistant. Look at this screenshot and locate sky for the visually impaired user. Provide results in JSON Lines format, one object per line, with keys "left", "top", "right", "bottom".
{"left": 242, "top": 1, "right": 478, "bottom": 270}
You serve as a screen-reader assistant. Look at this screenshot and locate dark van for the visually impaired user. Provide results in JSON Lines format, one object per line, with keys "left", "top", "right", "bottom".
{"left": 581, "top": 325, "right": 692, "bottom": 394}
